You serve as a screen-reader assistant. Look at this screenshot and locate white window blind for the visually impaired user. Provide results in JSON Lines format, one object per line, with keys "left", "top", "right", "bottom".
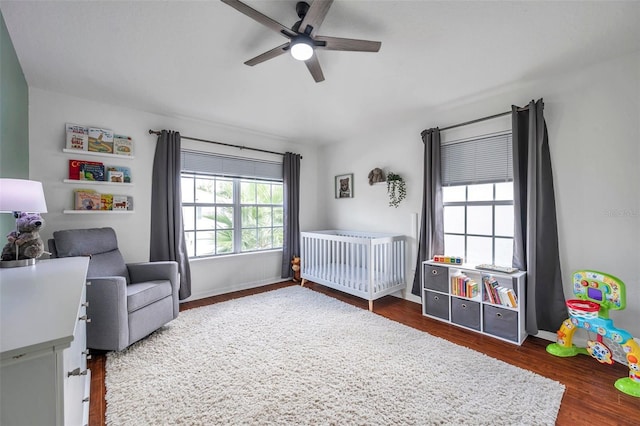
{"left": 441, "top": 132, "right": 513, "bottom": 186}
{"left": 181, "top": 150, "right": 282, "bottom": 181}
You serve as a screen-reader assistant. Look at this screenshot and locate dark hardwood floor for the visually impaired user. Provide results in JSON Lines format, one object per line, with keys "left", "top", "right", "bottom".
{"left": 88, "top": 281, "right": 640, "bottom": 425}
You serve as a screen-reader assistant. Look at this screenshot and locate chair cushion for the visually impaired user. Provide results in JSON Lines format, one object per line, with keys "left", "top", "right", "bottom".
{"left": 53, "top": 227, "right": 119, "bottom": 256}
{"left": 126, "top": 280, "right": 172, "bottom": 313}
{"left": 53, "top": 227, "right": 130, "bottom": 283}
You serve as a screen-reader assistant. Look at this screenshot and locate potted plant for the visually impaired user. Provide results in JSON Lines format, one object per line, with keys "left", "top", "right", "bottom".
{"left": 386, "top": 172, "right": 406, "bottom": 208}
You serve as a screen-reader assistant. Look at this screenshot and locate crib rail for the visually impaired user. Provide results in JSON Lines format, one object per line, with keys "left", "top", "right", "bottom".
{"left": 300, "top": 230, "right": 406, "bottom": 302}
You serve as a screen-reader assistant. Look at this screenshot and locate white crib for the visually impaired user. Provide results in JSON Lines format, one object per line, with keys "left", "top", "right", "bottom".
{"left": 300, "top": 230, "right": 406, "bottom": 311}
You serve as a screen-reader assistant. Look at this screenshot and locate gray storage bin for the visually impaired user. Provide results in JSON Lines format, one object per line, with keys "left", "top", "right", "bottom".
{"left": 424, "top": 290, "right": 449, "bottom": 320}
{"left": 483, "top": 304, "right": 518, "bottom": 341}
{"left": 451, "top": 297, "right": 481, "bottom": 331}
{"left": 423, "top": 264, "right": 449, "bottom": 292}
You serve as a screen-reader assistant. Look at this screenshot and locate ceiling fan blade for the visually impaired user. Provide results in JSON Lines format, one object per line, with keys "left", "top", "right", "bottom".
{"left": 315, "top": 35, "right": 381, "bottom": 52}
{"left": 305, "top": 55, "right": 325, "bottom": 83}
{"left": 244, "top": 43, "right": 290, "bottom": 66}
{"left": 221, "top": 0, "right": 295, "bottom": 38}
{"left": 299, "top": 0, "right": 334, "bottom": 37}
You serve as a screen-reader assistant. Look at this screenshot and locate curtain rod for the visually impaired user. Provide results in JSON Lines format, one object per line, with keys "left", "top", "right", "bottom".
{"left": 148, "top": 130, "right": 302, "bottom": 159}
{"left": 437, "top": 105, "right": 530, "bottom": 132}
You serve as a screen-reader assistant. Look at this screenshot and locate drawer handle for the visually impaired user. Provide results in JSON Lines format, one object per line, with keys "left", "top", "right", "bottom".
{"left": 431, "top": 269, "right": 438, "bottom": 275}
{"left": 433, "top": 295, "right": 439, "bottom": 301}
{"left": 461, "top": 304, "right": 467, "bottom": 309}
{"left": 496, "top": 313, "right": 503, "bottom": 318}
{"left": 79, "top": 315, "right": 91, "bottom": 323}
{"left": 67, "top": 368, "right": 88, "bottom": 377}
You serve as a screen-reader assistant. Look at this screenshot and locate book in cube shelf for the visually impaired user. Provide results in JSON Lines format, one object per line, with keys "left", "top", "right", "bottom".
{"left": 65, "top": 123, "right": 89, "bottom": 151}
{"left": 450, "top": 273, "right": 478, "bottom": 298}
{"left": 482, "top": 275, "right": 518, "bottom": 308}
{"left": 74, "top": 189, "right": 101, "bottom": 210}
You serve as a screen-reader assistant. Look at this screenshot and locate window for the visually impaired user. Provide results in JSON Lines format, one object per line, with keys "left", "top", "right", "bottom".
{"left": 180, "top": 151, "right": 283, "bottom": 258}
{"left": 441, "top": 131, "right": 513, "bottom": 266}
{"left": 443, "top": 183, "right": 514, "bottom": 266}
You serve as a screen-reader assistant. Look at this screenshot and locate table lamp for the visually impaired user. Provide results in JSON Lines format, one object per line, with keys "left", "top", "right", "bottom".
{"left": 0, "top": 178, "right": 48, "bottom": 268}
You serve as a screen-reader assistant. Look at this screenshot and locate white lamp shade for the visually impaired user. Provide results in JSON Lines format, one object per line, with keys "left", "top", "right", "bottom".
{"left": 290, "top": 41, "right": 314, "bottom": 61}
{"left": 0, "top": 179, "right": 48, "bottom": 213}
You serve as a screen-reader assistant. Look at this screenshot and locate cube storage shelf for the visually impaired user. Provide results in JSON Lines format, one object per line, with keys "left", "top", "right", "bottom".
{"left": 421, "top": 260, "right": 527, "bottom": 345}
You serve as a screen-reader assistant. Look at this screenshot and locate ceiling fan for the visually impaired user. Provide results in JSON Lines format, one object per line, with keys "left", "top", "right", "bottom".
{"left": 221, "top": 0, "right": 382, "bottom": 82}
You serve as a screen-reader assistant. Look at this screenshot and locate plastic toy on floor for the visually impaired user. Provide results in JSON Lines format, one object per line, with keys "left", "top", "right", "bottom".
{"left": 546, "top": 270, "right": 640, "bottom": 397}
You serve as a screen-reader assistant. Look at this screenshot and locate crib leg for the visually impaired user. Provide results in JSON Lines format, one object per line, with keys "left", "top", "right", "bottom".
{"left": 301, "top": 278, "right": 306, "bottom": 287}
{"left": 368, "top": 300, "right": 373, "bottom": 312}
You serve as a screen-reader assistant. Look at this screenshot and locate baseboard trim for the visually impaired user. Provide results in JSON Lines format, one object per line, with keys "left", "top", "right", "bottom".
{"left": 182, "top": 278, "right": 290, "bottom": 303}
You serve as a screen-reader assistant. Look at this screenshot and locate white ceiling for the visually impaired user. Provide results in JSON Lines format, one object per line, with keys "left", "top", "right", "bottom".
{"left": 2, "top": 0, "right": 639, "bottom": 145}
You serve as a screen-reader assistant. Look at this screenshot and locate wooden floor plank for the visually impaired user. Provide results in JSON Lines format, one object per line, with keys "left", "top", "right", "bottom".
{"left": 88, "top": 281, "right": 640, "bottom": 425}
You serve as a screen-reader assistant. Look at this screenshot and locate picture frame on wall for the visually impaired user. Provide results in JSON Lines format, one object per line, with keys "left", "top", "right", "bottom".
{"left": 335, "top": 173, "right": 354, "bottom": 199}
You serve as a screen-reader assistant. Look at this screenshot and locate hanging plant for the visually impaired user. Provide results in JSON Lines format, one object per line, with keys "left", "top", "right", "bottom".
{"left": 386, "top": 172, "right": 406, "bottom": 208}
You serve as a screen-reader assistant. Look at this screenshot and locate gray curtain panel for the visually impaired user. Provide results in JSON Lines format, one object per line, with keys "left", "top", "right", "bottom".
{"left": 150, "top": 130, "right": 192, "bottom": 300}
{"left": 281, "top": 152, "right": 301, "bottom": 278}
{"left": 411, "top": 128, "right": 445, "bottom": 296}
{"left": 512, "top": 99, "right": 566, "bottom": 334}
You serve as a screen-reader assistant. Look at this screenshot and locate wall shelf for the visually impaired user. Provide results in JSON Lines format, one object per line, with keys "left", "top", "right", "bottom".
{"left": 63, "top": 179, "right": 133, "bottom": 187}
{"left": 63, "top": 210, "right": 134, "bottom": 214}
{"left": 63, "top": 149, "right": 134, "bottom": 160}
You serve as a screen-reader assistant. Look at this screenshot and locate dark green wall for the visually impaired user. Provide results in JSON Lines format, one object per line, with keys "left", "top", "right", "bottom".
{"left": 0, "top": 10, "right": 29, "bottom": 234}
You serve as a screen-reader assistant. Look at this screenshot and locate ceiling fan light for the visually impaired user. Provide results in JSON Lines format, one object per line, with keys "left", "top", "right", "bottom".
{"left": 290, "top": 39, "right": 314, "bottom": 61}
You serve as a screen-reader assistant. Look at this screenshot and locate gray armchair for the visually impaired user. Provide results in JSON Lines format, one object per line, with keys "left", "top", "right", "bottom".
{"left": 49, "top": 227, "right": 179, "bottom": 351}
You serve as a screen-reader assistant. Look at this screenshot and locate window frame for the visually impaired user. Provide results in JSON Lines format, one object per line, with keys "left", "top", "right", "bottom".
{"left": 442, "top": 183, "right": 514, "bottom": 266}
{"left": 181, "top": 172, "right": 284, "bottom": 258}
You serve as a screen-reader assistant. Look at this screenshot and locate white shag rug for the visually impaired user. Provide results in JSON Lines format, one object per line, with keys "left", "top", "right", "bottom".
{"left": 105, "top": 286, "right": 565, "bottom": 425}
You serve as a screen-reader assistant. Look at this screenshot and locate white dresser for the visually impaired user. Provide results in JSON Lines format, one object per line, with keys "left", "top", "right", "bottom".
{"left": 1, "top": 257, "right": 91, "bottom": 426}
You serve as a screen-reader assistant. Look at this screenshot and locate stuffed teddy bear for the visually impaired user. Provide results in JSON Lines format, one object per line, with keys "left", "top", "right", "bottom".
{"left": 368, "top": 168, "right": 386, "bottom": 185}
{"left": 291, "top": 256, "right": 301, "bottom": 282}
{"left": 1, "top": 212, "right": 46, "bottom": 261}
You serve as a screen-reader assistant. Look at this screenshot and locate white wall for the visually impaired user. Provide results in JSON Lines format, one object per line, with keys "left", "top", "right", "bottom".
{"left": 319, "top": 51, "right": 640, "bottom": 338}
{"left": 28, "top": 88, "right": 320, "bottom": 301}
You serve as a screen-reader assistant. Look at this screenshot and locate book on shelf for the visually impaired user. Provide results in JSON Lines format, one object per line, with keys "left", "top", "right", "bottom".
{"left": 451, "top": 273, "right": 478, "bottom": 298}
{"left": 482, "top": 275, "right": 517, "bottom": 308}
{"left": 100, "top": 194, "right": 113, "bottom": 210}
{"left": 69, "top": 159, "right": 103, "bottom": 180}
{"left": 113, "top": 134, "right": 133, "bottom": 156}
{"left": 65, "top": 123, "right": 89, "bottom": 151}
{"left": 80, "top": 163, "right": 105, "bottom": 181}
{"left": 74, "top": 189, "right": 101, "bottom": 210}
{"left": 88, "top": 127, "right": 114, "bottom": 153}
{"left": 106, "top": 166, "right": 131, "bottom": 183}
{"left": 107, "top": 170, "right": 124, "bottom": 183}
{"left": 112, "top": 195, "right": 128, "bottom": 210}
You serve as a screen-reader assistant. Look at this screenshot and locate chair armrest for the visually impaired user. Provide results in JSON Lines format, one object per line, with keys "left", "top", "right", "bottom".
{"left": 85, "top": 276, "right": 129, "bottom": 351}
{"left": 127, "top": 261, "right": 178, "bottom": 289}
{"left": 127, "top": 261, "right": 179, "bottom": 317}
